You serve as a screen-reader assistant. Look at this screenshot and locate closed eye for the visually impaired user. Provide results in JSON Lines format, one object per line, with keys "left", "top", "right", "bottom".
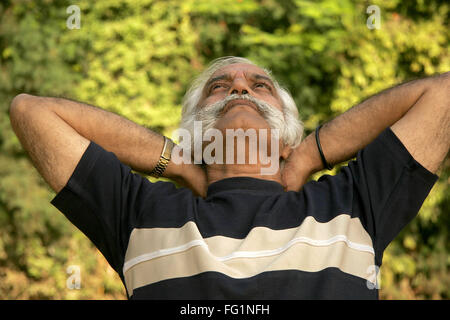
{"left": 210, "top": 83, "right": 229, "bottom": 92}
{"left": 254, "top": 82, "right": 272, "bottom": 91}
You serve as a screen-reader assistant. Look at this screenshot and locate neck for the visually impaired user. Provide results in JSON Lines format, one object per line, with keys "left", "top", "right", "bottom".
{"left": 205, "top": 163, "right": 283, "bottom": 187}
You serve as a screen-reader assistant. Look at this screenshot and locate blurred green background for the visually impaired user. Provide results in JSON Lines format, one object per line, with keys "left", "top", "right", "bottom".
{"left": 0, "top": 0, "right": 448, "bottom": 299}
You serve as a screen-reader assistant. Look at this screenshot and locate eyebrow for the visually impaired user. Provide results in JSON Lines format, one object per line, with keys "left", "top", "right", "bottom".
{"left": 204, "top": 73, "right": 275, "bottom": 91}
{"left": 205, "top": 74, "right": 232, "bottom": 90}
{"left": 252, "top": 74, "right": 275, "bottom": 88}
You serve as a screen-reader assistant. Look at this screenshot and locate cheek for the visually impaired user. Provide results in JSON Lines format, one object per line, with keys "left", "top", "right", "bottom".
{"left": 270, "top": 96, "right": 284, "bottom": 112}
{"left": 200, "top": 94, "right": 224, "bottom": 108}
{"left": 254, "top": 92, "right": 283, "bottom": 111}
{"left": 264, "top": 101, "right": 284, "bottom": 114}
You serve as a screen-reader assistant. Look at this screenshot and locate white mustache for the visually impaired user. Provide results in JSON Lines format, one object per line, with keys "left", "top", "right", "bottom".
{"left": 195, "top": 94, "right": 286, "bottom": 134}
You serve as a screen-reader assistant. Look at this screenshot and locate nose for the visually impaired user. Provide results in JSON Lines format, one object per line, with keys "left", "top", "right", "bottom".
{"left": 229, "top": 77, "right": 250, "bottom": 96}
{"left": 231, "top": 88, "right": 248, "bottom": 95}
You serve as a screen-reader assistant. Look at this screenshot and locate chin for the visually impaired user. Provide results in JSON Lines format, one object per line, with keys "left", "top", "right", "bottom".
{"left": 215, "top": 109, "right": 270, "bottom": 132}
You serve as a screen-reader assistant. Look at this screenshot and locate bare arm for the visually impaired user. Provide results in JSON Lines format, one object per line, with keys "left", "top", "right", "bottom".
{"left": 9, "top": 94, "right": 207, "bottom": 195}
{"left": 283, "top": 72, "right": 449, "bottom": 191}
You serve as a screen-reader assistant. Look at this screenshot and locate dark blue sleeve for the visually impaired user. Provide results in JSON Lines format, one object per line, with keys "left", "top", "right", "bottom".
{"left": 346, "top": 127, "right": 438, "bottom": 265}
{"left": 50, "top": 141, "right": 178, "bottom": 274}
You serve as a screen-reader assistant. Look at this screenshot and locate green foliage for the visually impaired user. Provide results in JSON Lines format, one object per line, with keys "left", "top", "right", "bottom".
{"left": 0, "top": 0, "right": 448, "bottom": 299}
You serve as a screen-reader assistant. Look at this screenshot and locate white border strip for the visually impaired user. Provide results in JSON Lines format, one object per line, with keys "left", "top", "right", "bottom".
{"left": 217, "top": 235, "right": 374, "bottom": 261}
{"left": 123, "top": 235, "right": 374, "bottom": 274}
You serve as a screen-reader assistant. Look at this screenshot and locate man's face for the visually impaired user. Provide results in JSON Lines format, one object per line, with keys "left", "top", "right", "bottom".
{"left": 197, "top": 63, "right": 284, "bottom": 132}
{"left": 188, "top": 62, "right": 290, "bottom": 173}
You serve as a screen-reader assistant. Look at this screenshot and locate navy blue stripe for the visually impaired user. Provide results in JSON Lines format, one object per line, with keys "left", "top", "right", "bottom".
{"left": 130, "top": 268, "right": 378, "bottom": 300}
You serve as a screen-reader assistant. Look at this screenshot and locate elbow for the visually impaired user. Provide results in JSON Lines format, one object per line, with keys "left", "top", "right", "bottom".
{"left": 10, "top": 93, "right": 29, "bottom": 113}
{"left": 439, "top": 71, "right": 450, "bottom": 91}
{"left": 444, "top": 72, "right": 450, "bottom": 101}
{"left": 9, "top": 94, "right": 41, "bottom": 132}
{"left": 9, "top": 93, "right": 35, "bottom": 119}
{"left": 426, "top": 72, "right": 450, "bottom": 105}
{"left": 433, "top": 72, "right": 450, "bottom": 96}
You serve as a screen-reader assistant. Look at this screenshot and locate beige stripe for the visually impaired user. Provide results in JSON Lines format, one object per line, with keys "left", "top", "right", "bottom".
{"left": 124, "top": 241, "right": 374, "bottom": 296}
{"left": 125, "top": 215, "right": 373, "bottom": 261}
{"left": 204, "top": 215, "right": 373, "bottom": 257}
{"left": 123, "top": 214, "right": 375, "bottom": 295}
{"left": 124, "top": 220, "right": 204, "bottom": 263}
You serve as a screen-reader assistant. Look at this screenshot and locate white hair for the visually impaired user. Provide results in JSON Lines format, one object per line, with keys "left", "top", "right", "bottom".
{"left": 179, "top": 56, "right": 303, "bottom": 148}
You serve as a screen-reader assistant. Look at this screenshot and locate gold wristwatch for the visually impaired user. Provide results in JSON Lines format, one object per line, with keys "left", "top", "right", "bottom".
{"left": 149, "top": 137, "right": 175, "bottom": 178}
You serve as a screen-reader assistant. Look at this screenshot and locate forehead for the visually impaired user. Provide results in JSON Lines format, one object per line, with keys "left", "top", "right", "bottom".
{"left": 209, "top": 63, "right": 271, "bottom": 79}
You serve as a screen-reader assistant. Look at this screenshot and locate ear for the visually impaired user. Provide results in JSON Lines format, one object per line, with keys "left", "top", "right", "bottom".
{"left": 280, "top": 143, "right": 292, "bottom": 161}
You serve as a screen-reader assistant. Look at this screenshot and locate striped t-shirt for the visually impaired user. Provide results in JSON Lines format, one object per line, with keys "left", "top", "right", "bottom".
{"left": 51, "top": 128, "right": 438, "bottom": 299}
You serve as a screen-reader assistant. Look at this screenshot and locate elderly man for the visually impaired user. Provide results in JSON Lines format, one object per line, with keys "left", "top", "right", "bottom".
{"left": 9, "top": 57, "right": 449, "bottom": 299}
